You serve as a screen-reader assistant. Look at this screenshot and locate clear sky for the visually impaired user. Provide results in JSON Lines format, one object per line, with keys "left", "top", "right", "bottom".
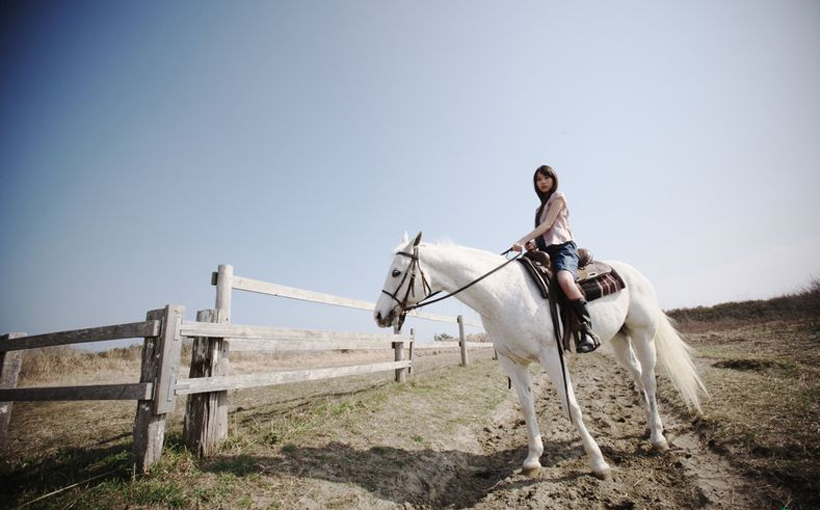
{"left": 2, "top": 1, "right": 819, "bottom": 348}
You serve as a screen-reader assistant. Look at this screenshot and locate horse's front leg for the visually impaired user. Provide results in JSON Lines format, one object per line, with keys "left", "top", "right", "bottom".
{"left": 538, "top": 348, "right": 613, "bottom": 481}
{"left": 497, "top": 354, "right": 543, "bottom": 476}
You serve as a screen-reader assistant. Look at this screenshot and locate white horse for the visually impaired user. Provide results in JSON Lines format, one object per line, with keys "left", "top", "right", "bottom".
{"left": 374, "top": 233, "right": 706, "bottom": 480}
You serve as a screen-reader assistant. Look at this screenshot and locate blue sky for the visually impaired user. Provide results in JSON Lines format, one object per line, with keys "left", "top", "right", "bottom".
{"left": 1, "top": 1, "right": 819, "bottom": 348}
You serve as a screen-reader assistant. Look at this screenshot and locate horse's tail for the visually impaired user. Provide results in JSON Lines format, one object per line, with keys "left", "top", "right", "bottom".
{"left": 654, "top": 310, "right": 708, "bottom": 414}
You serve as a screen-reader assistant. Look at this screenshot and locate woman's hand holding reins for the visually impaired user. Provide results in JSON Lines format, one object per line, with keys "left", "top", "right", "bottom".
{"left": 511, "top": 241, "right": 537, "bottom": 253}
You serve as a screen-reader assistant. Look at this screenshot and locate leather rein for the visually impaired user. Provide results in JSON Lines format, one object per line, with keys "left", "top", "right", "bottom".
{"left": 381, "top": 245, "right": 572, "bottom": 421}
{"left": 381, "top": 245, "right": 522, "bottom": 331}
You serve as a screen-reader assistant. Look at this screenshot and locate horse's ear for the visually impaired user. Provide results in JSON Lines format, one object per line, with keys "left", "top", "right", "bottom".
{"left": 413, "top": 232, "right": 423, "bottom": 247}
{"left": 401, "top": 232, "right": 410, "bottom": 245}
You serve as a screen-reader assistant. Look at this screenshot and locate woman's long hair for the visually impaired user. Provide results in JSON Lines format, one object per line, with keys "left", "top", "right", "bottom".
{"left": 534, "top": 165, "right": 559, "bottom": 222}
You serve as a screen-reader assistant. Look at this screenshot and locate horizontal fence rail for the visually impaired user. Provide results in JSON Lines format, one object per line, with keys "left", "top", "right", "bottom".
{"left": 179, "top": 321, "right": 412, "bottom": 352}
{"left": 415, "top": 341, "right": 494, "bottom": 350}
{"left": 224, "top": 272, "right": 481, "bottom": 327}
{"left": 0, "top": 321, "right": 161, "bottom": 352}
{"left": 179, "top": 322, "right": 412, "bottom": 344}
{"left": 0, "top": 383, "right": 153, "bottom": 402}
{"left": 228, "top": 339, "right": 406, "bottom": 352}
{"left": 176, "top": 361, "right": 412, "bottom": 395}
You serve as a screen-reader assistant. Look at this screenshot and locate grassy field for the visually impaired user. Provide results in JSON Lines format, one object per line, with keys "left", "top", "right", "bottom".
{"left": 1, "top": 282, "right": 818, "bottom": 509}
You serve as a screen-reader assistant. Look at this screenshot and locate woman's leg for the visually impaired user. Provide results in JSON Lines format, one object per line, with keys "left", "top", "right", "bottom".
{"left": 557, "top": 270, "right": 600, "bottom": 353}
{"left": 557, "top": 269, "right": 582, "bottom": 299}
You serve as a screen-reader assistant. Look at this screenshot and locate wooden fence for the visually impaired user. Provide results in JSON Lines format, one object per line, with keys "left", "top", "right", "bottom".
{"left": 0, "top": 264, "right": 491, "bottom": 472}
{"left": 212, "top": 264, "right": 491, "bottom": 366}
{"left": 0, "top": 307, "right": 178, "bottom": 472}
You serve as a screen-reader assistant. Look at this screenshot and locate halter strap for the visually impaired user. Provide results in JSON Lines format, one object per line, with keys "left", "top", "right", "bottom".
{"left": 380, "top": 247, "right": 434, "bottom": 319}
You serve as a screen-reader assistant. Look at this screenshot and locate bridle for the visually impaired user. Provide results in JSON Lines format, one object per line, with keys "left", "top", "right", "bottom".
{"left": 381, "top": 244, "right": 522, "bottom": 331}
{"left": 380, "top": 245, "right": 435, "bottom": 330}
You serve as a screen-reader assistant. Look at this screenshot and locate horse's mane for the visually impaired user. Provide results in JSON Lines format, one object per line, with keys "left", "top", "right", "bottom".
{"left": 422, "top": 241, "right": 508, "bottom": 270}
{"left": 391, "top": 237, "right": 506, "bottom": 268}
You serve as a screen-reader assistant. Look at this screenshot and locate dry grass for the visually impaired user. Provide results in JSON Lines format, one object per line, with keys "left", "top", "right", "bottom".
{"left": 667, "top": 278, "right": 820, "bottom": 330}
{"left": 662, "top": 283, "right": 820, "bottom": 509}
{"left": 18, "top": 345, "right": 143, "bottom": 382}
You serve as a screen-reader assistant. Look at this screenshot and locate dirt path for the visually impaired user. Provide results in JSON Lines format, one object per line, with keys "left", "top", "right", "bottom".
{"left": 267, "top": 348, "right": 767, "bottom": 509}
{"left": 456, "top": 351, "right": 765, "bottom": 510}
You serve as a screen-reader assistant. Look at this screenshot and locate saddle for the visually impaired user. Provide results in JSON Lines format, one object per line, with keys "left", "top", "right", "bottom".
{"left": 518, "top": 249, "right": 626, "bottom": 352}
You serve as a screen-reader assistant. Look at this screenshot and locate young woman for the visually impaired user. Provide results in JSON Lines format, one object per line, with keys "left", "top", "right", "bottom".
{"left": 511, "top": 164, "right": 600, "bottom": 353}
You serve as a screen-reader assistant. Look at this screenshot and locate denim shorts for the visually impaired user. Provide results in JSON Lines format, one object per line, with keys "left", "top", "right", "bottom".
{"left": 546, "top": 241, "right": 580, "bottom": 279}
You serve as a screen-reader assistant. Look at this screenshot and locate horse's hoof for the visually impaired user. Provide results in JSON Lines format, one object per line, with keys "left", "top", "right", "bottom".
{"left": 521, "top": 464, "right": 541, "bottom": 477}
{"left": 652, "top": 438, "right": 670, "bottom": 452}
{"left": 593, "top": 467, "right": 613, "bottom": 481}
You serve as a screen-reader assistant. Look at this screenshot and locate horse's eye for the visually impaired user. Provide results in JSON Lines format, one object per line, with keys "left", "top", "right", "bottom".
{"left": 392, "top": 269, "right": 401, "bottom": 277}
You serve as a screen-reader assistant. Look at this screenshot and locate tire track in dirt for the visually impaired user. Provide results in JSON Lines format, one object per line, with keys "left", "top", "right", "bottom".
{"left": 428, "top": 349, "right": 765, "bottom": 509}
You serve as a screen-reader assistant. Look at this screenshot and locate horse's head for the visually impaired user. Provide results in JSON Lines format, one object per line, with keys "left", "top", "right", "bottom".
{"left": 374, "top": 232, "right": 430, "bottom": 329}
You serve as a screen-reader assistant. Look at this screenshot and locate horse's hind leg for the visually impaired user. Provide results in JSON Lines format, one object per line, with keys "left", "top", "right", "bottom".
{"left": 629, "top": 326, "right": 669, "bottom": 451}
{"left": 610, "top": 333, "right": 645, "bottom": 395}
{"left": 497, "top": 355, "right": 544, "bottom": 475}
{"left": 537, "top": 349, "right": 612, "bottom": 480}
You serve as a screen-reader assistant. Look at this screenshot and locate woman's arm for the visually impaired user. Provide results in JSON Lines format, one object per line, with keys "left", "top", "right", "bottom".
{"left": 512, "top": 195, "right": 566, "bottom": 250}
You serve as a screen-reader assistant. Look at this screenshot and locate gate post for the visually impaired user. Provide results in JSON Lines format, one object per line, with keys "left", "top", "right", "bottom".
{"left": 0, "top": 333, "right": 24, "bottom": 444}
{"left": 183, "top": 309, "right": 229, "bottom": 456}
{"left": 133, "top": 305, "right": 185, "bottom": 473}
{"left": 458, "top": 315, "right": 468, "bottom": 366}
{"left": 133, "top": 308, "right": 167, "bottom": 473}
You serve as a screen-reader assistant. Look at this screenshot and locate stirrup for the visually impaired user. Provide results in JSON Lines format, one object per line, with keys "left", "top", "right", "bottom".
{"left": 576, "top": 327, "right": 600, "bottom": 354}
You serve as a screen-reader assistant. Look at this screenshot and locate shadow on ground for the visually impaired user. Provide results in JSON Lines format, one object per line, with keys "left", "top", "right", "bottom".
{"left": 205, "top": 440, "right": 584, "bottom": 509}
{"left": 0, "top": 440, "right": 133, "bottom": 510}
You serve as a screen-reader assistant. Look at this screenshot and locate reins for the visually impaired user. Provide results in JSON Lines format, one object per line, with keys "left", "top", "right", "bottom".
{"left": 406, "top": 249, "right": 522, "bottom": 312}
{"left": 381, "top": 245, "right": 522, "bottom": 331}
{"left": 383, "top": 244, "right": 572, "bottom": 422}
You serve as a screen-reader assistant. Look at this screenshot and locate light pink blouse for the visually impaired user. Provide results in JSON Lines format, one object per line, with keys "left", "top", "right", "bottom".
{"left": 536, "top": 191, "right": 574, "bottom": 247}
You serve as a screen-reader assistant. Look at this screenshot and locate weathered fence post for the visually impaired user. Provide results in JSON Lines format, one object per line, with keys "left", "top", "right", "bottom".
{"left": 133, "top": 305, "right": 185, "bottom": 473}
{"left": 0, "top": 333, "right": 24, "bottom": 443}
{"left": 183, "top": 309, "right": 229, "bottom": 456}
{"left": 133, "top": 309, "right": 165, "bottom": 473}
{"left": 458, "top": 315, "right": 468, "bottom": 366}
{"left": 213, "top": 265, "right": 233, "bottom": 325}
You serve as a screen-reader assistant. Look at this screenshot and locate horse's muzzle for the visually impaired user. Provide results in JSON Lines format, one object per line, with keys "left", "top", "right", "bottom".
{"left": 374, "top": 309, "right": 396, "bottom": 328}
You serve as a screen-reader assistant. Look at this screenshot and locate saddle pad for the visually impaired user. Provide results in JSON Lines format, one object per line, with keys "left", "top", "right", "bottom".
{"left": 518, "top": 257, "right": 625, "bottom": 302}
{"left": 579, "top": 269, "right": 626, "bottom": 302}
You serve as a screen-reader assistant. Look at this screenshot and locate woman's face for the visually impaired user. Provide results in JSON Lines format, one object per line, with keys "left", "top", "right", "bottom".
{"left": 535, "top": 172, "right": 553, "bottom": 193}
